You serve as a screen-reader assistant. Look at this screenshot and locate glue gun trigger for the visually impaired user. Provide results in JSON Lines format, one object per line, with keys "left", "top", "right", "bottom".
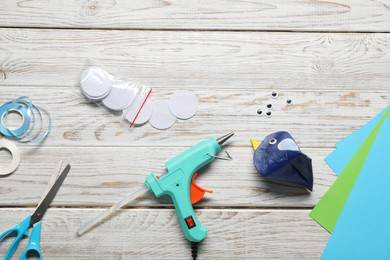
{"left": 190, "top": 173, "right": 213, "bottom": 205}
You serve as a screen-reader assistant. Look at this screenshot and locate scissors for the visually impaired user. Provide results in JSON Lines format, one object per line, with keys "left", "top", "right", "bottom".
{"left": 0, "top": 164, "right": 71, "bottom": 260}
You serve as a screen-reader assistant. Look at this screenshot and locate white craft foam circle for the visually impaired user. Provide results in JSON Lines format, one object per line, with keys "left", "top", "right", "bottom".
{"left": 102, "top": 85, "right": 135, "bottom": 111}
{"left": 124, "top": 98, "right": 153, "bottom": 126}
{"left": 168, "top": 90, "right": 198, "bottom": 120}
{"left": 0, "top": 139, "right": 21, "bottom": 176}
{"left": 149, "top": 101, "right": 176, "bottom": 130}
{"left": 80, "top": 66, "right": 112, "bottom": 100}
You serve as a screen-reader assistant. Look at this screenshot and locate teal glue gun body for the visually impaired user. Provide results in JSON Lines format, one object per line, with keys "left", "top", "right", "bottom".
{"left": 145, "top": 134, "right": 232, "bottom": 242}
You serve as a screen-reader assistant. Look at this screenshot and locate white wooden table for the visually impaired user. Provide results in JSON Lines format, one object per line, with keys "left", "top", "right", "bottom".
{"left": 1, "top": 1, "right": 389, "bottom": 259}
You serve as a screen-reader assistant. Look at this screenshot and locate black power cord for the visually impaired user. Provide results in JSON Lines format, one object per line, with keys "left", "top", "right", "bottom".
{"left": 191, "top": 242, "right": 198, "bottom": 260}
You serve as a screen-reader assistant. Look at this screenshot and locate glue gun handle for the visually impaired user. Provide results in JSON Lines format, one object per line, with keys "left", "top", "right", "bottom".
{"left": 170, "top": 188, "right": 207, "bottom": 243}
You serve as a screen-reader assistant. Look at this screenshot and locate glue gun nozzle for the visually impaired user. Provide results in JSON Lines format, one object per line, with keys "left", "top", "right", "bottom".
{"left": 217, "top": 132, "right": 234, "bottom": 146}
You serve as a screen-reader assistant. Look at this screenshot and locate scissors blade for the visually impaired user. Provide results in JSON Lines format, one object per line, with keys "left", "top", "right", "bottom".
{"left": 37, "top": 161, "right": 63, "bottom": 209}
{"left": 30, "top": 164, "right": 71, "bottom": 226}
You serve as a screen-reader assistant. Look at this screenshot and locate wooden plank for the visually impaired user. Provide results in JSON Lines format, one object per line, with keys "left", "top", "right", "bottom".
{"left": 1, "top": 29, "right": 390, "bottom": 90}
{"left": 0, "top": 0, "right": 389, "bottom": 32}
{"left": 0, "top": 145, "right": 334, "bottom": 207}
{"left": 1, "top": 87, "right": 384, "bottom": 207}
{"left": 0, "top": 87, "right": 388, "bottom": 148}
{"left": 0, "top": 208, "right": 328, "bottom": 259}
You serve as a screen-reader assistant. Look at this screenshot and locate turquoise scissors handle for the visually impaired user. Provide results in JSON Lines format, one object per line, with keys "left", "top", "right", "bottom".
{"left": 0, "top": 216, "right": 31, "bottom": 260}
{"left": 19, "top": 221, "right": 42, "bottom": 260}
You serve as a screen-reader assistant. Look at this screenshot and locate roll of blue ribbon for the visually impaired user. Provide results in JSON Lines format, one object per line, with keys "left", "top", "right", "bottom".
{"left": 0, "top": 96, "right": 51, "bottom": 143}
{"left": 0, "top": 102, "right": 31, "bottom": 138}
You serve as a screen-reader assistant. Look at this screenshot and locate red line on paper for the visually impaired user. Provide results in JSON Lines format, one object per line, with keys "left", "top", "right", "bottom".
{"left": 130, "top": 88, "right": 153, "bottom": 128}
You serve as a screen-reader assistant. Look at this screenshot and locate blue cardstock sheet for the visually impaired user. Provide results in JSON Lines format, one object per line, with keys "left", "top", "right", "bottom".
{"left": 322, "top": 118, "right": 390, "bottom": 259}
{"left": 325, "top": 105, "right": 390, "bottom": 175}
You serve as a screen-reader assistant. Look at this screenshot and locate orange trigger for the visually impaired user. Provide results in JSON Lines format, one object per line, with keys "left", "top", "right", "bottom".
{"left": 190, "top": 173, "right": 213, "bottom": 205}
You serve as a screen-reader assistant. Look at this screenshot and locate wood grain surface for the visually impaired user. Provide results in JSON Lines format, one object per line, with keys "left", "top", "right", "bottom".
{"left": 1, "top": 1, "right": 386, "bottom": 259}
{"left": 0, "top": 0, "right": 390, "bottom": 32}
{"left": 1, "top": 29, "right": 390, "bottom": 90}
{"left": 0, "top": 144, "right": 335, "bottom": 207}
{"left": 0, "top": 209, "right": 328, "bottom": 259}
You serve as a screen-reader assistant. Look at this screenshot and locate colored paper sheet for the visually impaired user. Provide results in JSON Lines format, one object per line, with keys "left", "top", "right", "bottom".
{"left": 325, "top": 105, "right": 390, "bottom": 175}
{"left": 322, "top": 118, "right": 390, "bottom": 259}
{"left": 309, "top": 110, "right": 390, "bottom": 233}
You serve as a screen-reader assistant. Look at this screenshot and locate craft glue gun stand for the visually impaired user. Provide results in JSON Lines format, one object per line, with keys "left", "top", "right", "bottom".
{"left": 77, "top": 132, "right": 234, "bottom": 260}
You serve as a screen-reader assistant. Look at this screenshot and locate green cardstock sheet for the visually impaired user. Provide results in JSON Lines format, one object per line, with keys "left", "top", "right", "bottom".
{"left": 309, "top": 110, "right": 390, "bottom": 233}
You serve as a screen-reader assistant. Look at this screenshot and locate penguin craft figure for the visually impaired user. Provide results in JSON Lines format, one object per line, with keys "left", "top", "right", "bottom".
{"left": 251, "top": 131, "right": 314, "bottom": 191}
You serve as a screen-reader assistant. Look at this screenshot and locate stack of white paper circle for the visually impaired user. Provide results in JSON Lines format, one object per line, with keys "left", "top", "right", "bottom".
{"left": 80, "top": 67, "right": 112, "bottom": 101}
{"left": 80, "top": 68, "right": 199, "bottom": 130}
{"left": 102, "top": 80, "right": 135, "bottom": 111}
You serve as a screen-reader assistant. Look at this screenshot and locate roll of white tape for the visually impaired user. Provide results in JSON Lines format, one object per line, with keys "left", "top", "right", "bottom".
{"left": 0, "top": 139, "right": 21, "bottom": 176}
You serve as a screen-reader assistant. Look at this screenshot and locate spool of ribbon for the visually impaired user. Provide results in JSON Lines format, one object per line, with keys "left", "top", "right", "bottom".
{"left": 0, "top": 96, "right": 51, "bottom": 142}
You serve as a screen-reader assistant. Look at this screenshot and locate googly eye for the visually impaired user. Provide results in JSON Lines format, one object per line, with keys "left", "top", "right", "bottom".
{"left": 265, "top": 111, "right": 272, "bottom": 118}
{"left": 269, "top": 138, "right": 277, "bottom": 145}
{"left": 267, "top": 104, "right": 272, "bottom": 109}
{"left": 286, "top": 98, "right": 292, "bottom": 105}
{"left": 271, "top": 92, "right": 278, "bottom": 98}
{"left": 257, "top": 109, "right": 263, "bottom": 116}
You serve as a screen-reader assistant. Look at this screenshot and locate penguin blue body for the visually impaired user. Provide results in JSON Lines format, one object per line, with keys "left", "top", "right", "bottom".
{"left": 253, "top": 131, "right": 313, "bottom": 191}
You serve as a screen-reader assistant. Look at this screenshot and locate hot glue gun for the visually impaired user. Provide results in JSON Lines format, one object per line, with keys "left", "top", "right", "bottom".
{"left": 77, "top": 132, "right": 234, "bottom": 259}
{"left": 145, "top": 132, "right": 234, "bottom": 243}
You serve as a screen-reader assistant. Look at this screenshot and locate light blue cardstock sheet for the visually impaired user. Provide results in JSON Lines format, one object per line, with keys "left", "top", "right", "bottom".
{"left": 325, "top": 105, "right": 390, "bottom": 175}
{"left": 322, "top": 118, "right": 390, "bottom": 259}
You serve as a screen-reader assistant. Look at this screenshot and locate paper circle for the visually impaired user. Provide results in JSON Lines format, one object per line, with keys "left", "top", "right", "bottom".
{"left": 0, "top": 139, "right": 21, "bottom": 176}
{"left": 169, "top": 90, "right": 198, "bottom": 120}
{"left": 124, "top": 98, "right": 153, "bottom": 126}
{"left": 102, "top": 85, "right": 135, "bottom": 111}
{"left": 149, "top": 101, "right": 176, "bottom": 130}
{"left": 80, "top": 66, "right": 112, "bottom": 101}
